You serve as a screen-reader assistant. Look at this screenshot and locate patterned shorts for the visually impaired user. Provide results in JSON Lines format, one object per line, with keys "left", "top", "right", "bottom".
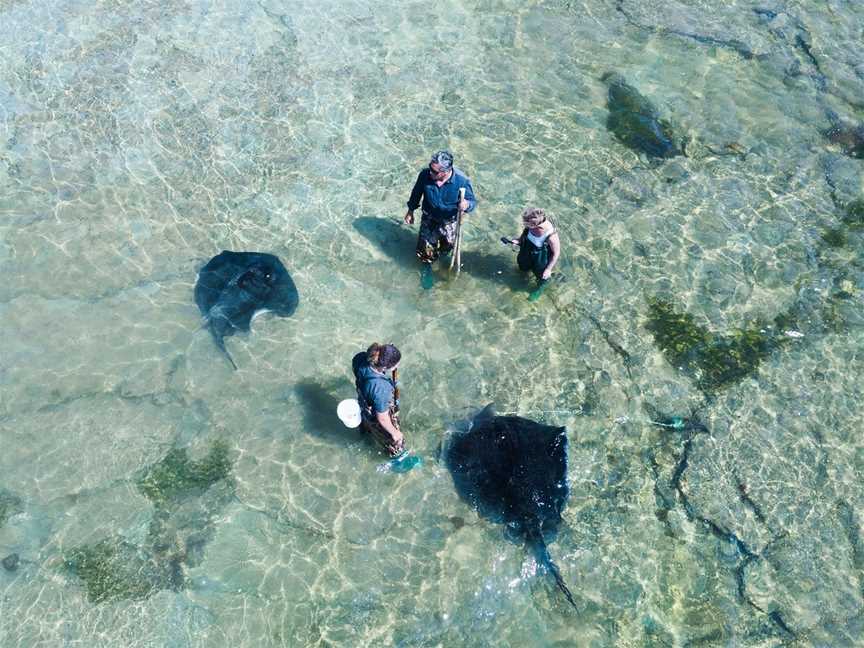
{"left": 416, "top": 215, "right": 458, "bottom": 263}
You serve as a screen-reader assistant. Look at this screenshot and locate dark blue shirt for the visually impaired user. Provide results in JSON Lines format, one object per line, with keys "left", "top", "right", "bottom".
{"left": 352, "top": 352, "right": 395, "bottom": 414}
{"left": 406, "top": 167, "right": 477, "bottom": 222}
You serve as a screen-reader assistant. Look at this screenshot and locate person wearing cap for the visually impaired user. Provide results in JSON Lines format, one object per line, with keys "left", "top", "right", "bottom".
{"left": 351, "top": 343, "right": 404, "bottom": 456}
{"left": 403, "top": 150, "right": 477, "bottom": 265}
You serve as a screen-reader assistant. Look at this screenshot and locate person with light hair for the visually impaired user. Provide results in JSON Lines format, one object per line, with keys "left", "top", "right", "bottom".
{"left": 506, "top": 207, "right": 561, "bottom": 286}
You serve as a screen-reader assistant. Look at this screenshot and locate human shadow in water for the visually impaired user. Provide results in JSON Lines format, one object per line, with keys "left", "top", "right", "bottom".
{"left": 352, "top": 216, "right": 526, "bottom": 290}
{"left": 458, "top": 248, "right": 527, "bottom": 291}
{"left": 352, "top": 216, "right": 418, "bottom": 270}
{"left": 293, "top": 380, "right": 362, "bottom": 447}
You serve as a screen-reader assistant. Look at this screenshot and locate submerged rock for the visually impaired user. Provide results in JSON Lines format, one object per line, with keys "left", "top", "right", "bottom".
{"left": 2, "top": 553, "right": 19, "bottom": 572}
{"left": 602, "top": 72, "right": 685, "bottom": 160}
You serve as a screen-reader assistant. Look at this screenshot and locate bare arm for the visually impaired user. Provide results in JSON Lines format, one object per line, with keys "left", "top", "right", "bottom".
{"left": 375, "top": 410, "right": 403, "bottom": 449}
{"left": 404, "top": 171, "right": 425, "bottom": 224}
{"left": 542, "top": 232, "right": 561, "bottom": 279}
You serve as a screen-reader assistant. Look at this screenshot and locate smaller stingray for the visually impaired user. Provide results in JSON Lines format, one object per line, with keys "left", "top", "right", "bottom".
{"left": 602, "top": 72, "right": 685, "bottom": 159}
{"left": 443, "top": 405, "right": 577, "bottom": 610}
{"left": 194, "top": 251, "right": 298, "bottom": 369}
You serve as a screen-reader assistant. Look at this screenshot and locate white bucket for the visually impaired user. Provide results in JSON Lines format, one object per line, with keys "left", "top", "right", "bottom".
{"left": 337, "top": 399, "right": 362, "bottom": 428}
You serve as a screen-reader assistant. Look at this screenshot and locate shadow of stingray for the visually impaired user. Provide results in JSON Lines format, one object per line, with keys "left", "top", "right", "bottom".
{"left": 352, "top": 216, "right": 418, "bottom": 270}
{"left": 294, "top": 380, "right": 362, "bottom": 447}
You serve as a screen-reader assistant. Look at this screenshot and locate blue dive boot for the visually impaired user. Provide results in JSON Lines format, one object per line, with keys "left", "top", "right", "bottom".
{"left": 420, "top": 264, "right": 434, "bottom": 290}
{"left": 379, "top": 449, "right": 422, "bottom": 473}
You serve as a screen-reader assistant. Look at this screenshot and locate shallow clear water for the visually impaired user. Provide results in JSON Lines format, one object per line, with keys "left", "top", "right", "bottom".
{"left": 1, "top": 0, "right": 863, "bottom": 646}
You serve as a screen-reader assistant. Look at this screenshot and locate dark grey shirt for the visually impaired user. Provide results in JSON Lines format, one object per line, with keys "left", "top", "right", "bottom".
{"left": 406, "top": 166, "right": 477, "bottom": 221}
{"left": 352, "top": 352, "right": 395, "bottom": 414}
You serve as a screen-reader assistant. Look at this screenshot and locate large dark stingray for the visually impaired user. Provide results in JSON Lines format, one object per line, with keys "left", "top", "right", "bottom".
{"left": 602, "top": 72, "right": 684, "bottom": 160}
{"left": 443, "top": 405, "right": 577, "bottom": 610}
{"left": 194, "top": 251, "right": 298, "bottom": 369}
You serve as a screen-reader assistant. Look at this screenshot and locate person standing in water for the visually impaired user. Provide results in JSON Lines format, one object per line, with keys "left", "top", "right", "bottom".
{"left": 351, "top": 343, "right": 404, "bottom": 457}
{"left": 404, "top": 150, "right": 477, "bottom": 266}
{"left": 507, "top": 207, "right": 561, "bottom": 285}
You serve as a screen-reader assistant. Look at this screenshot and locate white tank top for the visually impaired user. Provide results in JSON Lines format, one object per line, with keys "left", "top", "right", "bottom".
{"left": 526, "top": 228, "right": 553, "bottom": 247}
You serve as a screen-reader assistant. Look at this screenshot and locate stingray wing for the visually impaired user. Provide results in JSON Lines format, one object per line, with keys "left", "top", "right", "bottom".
{"left": 195, "top": 251, "right": 258, "bottom": 316}
{"left": 506, "top": 417, "right": 569, "bottom": 536}
{"left": 207, "top": 285, "right": 261, "bottom": 334}
{"left": 445, "top": 415, "right": 577, "bottom": 610}
{"left": 195, "top": 251, "right": 299, "bottom": 319}
{"left": 260, "top": 255, "right": 299, "bottom": 317}
{"left": 445, "top": 416, "right": 569, "bottom": 537}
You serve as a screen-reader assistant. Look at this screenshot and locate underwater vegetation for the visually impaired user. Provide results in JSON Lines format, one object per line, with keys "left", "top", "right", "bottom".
{"left": 814, "top": 198, "right": 864, "bottom": 328}
{"left": 64, "top": 538, "right": 165, "bottom": 604}
{"left": 646, "top": 196, "right": 862, "bottom": 391}
{"left": 645, "top": 298, "right": 785, "bottom": 393}
{"left": 821, "top": 198, "right": 864, "bottom": 249}
{"left": 821, "top": 227, "right": 848, "bottom": 248}
{"left": 842, "top": 199, "right": 864, "bottom": 229}
{"left": 65, "top": 441, "right": 234, "bottom": 604}
{"left": 137, "top": 440, "right": 233, "bottom": 508}
{"left": 0, "top": 490, "right": 23, "bottom": 527}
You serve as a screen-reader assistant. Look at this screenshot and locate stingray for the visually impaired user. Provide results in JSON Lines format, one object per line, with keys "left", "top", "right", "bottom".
{"left": 194, "top": 250, "right": 298, "bottom": 369}
{"left": 443, "top": 405, "right": 577, "bottom": 610}
{"left": 602, "top": 72, "right": 685, "bottom": 160}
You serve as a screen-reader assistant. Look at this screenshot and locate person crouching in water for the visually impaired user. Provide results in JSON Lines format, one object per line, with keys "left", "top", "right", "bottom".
{"left": 351, "top": 343, "right": 404, "bottom": 457}
{"left": 507, "top": 207, "right": 561, "bottom": 286}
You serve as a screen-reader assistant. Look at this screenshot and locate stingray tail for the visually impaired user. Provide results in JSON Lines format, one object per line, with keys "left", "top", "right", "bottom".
{"left": 216, "top": 336, "right": 238, "bottom": 371}
{"left": 205, "top": 321, "right": 237, "bottom": 371}
{"left": 529, "top": 528, "right": 578, "bottom": 612}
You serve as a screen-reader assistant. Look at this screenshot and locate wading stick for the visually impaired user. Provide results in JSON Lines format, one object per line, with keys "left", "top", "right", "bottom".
{"left": 450, "top": 187, "right": 467, "bottom": 273}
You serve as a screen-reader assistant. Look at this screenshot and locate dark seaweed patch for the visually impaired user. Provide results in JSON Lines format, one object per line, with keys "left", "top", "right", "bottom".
{"left": 0, "top": 490, "right": 22, "bottom": 527}
{"left": 138, "top": 441, "right": 232, "bottom": 508}
{"left": 65, "top": 442, "right": 234, "bottom": 604}
{"left": 842, "top": 199, "right": 864, "bottom": 229}
{"left": 645, "top": 298, "right": 784, "bottom": 393}
{"left": 64, "top": 539, "right": 162, "bottom": 604}
{"left": 821, "top": 228, "right": 848, "bottom": 248}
